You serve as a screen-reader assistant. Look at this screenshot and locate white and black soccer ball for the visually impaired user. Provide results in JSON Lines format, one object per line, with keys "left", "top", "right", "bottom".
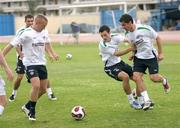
{"left": 66, "top": 53, "right": 72, "bottom": 60}
{"left": 71, "top": 106, "right": 85, "bottom": 120}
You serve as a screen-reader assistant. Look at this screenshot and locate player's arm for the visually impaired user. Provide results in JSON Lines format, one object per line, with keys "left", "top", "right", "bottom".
{"left": 2, "top": 44, "right": 14, "bottom": 57}
{"left": 114, "top": 47, "right": 135, "bottom": 56}
{"left": 123, "top": 37, "right": 131, "bottom": 44}
{"left": 128, "top": 43, "right": 136, "bottom": 61}
{"left": 156, "top": 35, "right": 164, "bottom": 61}
{"left": 16, "top": 46, "right": 24, "bottom": 59}
{"left": 0, "top": 51, "right": 14, "bottom": 81}
{"left": 45, "top": 43, "right": 59, "bottom": 61}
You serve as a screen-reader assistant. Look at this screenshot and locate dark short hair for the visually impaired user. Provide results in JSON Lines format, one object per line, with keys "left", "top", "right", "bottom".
{"left": 99, "top": 25, "right": 110, "bottom": 33}
{"left": 25, "top": 14, "right": 34, "bottom": 21}
{"left": 119, "top": 14, "right": 133, "bottom": 24}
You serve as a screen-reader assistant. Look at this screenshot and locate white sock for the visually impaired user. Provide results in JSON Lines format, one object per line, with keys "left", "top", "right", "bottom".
{"left": 127, "top": 93, "right": 135, "bottom": 104}
{"left": 12, "top": 90, "right": 17, "bottom": 96}
{"left": 141, "top": 91, "right": 150, "bottom": 102}
{"left": 46, "top": 87, "right": 53, "bottom": 95}
{"left": 0, "top": 105, "right": 4, "bottom": 116}
{"left": 137, "top": 96, "right": 144, "bottom": 105}
{"left": 162, "top": 78, "right": 167, "bottom": 85}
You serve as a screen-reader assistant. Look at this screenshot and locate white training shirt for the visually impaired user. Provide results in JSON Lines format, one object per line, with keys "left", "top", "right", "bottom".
{"left": 10, "top": 27, "right": 50, "bottom": 67}
{"left": 15, "top": 26, "right": 27, "bottom": 59}
{"left": 99, "top": 34, "right": 125, "bottom": 67}
{"left": 126, "top": 24, "right": 158, "bottom": 59}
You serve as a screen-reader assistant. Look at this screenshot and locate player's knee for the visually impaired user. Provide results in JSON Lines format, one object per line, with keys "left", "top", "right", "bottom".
{"left": 133, "top": 74, "right": 142, "bottom": 82}
{"left": 119, "top": 74, "right": 129, "bottom": 81}
{"left": 17, "top": 75, "right": 24, "bottom": 81}
{"left": 149, "top": 75, "right": 158, "bottom": 82}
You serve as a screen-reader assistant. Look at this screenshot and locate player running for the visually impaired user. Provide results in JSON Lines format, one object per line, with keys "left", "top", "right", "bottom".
{"left": 8, "top": 14, "right": 57, "bottom": 102}
{"left": 119, "top": 14, "right": 171, "bottom": 107}
{"left": 3, "top": 14, "right": 59, "bottom": 121}
{"left": 98, "top": 25, "right": 154, "bottom": 110}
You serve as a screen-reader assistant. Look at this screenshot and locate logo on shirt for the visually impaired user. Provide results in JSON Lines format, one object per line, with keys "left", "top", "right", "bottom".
{"left": 32, "top": 42, "right": 45, "bottom": 46}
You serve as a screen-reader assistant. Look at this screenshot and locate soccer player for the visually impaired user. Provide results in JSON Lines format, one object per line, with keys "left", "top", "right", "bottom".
{"left": 3, "top": 14, "right": 59, "bottom": 121}
{"left": 119, "top": 14, "right": 171, "bottom": 105}
{"left": 98, "top": 25, "right": 143, "bottom": 110}
{"left": 8, "top": 14, "right": 57, "bottom": 102}
{"left": 0, "top": 51, "right": 14, "bottom": 116}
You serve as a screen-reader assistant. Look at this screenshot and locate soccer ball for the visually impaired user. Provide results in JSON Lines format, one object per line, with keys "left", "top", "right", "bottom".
{"left": 66, "top": 53, "right": 72, "bottom": 60}
{"left": 71, "top": 106, "right": 85, "bottom": 120}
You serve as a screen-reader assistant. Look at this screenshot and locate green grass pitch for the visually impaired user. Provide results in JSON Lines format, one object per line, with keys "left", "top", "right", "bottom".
{"left": 0, "top": 43, "right": 180, "bottom": 128}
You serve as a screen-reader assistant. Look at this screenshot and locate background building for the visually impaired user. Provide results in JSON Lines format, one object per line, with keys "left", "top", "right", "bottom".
{"left": 0, "top": 0, "right": 179, "bottom": 35}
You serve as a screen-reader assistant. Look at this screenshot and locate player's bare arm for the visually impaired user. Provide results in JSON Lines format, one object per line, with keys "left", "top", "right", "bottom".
{"left": 128, "top": 44, "right": 136, "bottom": 61}
{"left": 16, "top": 46, "right": 24, "bottom": 59}
{"left": 2, "top": 44, "right": 14, "bottom": 57}
{"left": 114, "top": 47, "right": 134, "bottom": 57}
{"left": 156, "top": 35, "right": 164, "bottom": 61}
{"left": 45, "top": 43, "right": 59, "bottom": 61}
{"left": 0, "top": 51, "right": 14, "bottom": 81}
{"left": 124, "top": 37, "right": 131, "bottom": 44}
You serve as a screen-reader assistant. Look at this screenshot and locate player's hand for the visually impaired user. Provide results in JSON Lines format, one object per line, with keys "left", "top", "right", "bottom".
{"left": 19, "top": 52, "right": 24, "bottom": 59}
{"left": 5, "top": 68, "right": 14, "bottom": 81}
{"left": 128, "top": 55, "right": 134, "bottom": 61}
{"left": 53, "top": 53, "right": 59, "bottom": 61}
{"left": 158, "top": 53, "right": 164, "bottom": 61}
{"left": 48, "top": 54, "right": 54, "bottom": 62}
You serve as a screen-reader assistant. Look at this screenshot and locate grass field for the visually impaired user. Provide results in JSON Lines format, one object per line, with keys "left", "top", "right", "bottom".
{"left": 0, "top": 43, "right": 180, "bottom": 128}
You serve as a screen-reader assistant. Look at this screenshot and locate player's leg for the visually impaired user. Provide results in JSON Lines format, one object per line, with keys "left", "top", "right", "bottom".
{"left": 148, "top": 58, "right": 171, "bottom": 93}
{"left": 117, "top": 71, "right": 141, "bottom": 110}
{"left": 150, "top": 74, "right": 170, "bottom": 93}
{"left": 38, "top": 79, "right": 48, "bottom": 98}
{"left": 22, "top": 66, "right": 40, "bottom": 121}
{"left": 105, "top": 61, "right": 141, "bottom": 109}
{"left": 9, "top": 74, "right": 24, "bottom": 102}
{"left": 0, "top": 95, "right": 6, "bottom": 116}
{"left": 9, "top": 60, "right": 25, "bottom": 102}
{"left": 46, "top": 80, "right": 57, "bottom": 100}
{"left": 0, "top": 79, "right": 7, "bottom": 116}
{"left": 133, "top": 57, "right": 153, "bottom": 110}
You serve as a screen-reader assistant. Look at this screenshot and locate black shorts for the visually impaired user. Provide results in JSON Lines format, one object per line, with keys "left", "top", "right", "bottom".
{"left": 104, "top": 61, "right": 133, "bottom": 81}
{"left": 26, "top": 65, "right": 48, "bottom": 80}
{"left": 15, "top": 58, "right": 25, "bottom": 74}
{"left": 133, "top": 56, "right": 159, "bottom": 74}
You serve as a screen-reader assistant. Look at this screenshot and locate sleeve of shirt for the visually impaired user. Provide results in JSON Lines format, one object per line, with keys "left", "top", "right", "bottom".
{"left": 113, "top": 35, "right": 125, "bottom": 45}
{"left": 10, "top": 33, "right": 25, "bottom": 47}
{"left": 148, "top": 25, "right": 158, "bottom": 39}
{"left": 99, "top": 41, "right": 115, "bottom": 55}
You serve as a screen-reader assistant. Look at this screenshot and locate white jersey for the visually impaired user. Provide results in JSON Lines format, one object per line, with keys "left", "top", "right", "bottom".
{"left": 15, "top": 26, "right": 27, "bottom": 59}
{"left": 126, "top": 24, "right": 158, "bottom": 59}
{"left": 10, "top": 27, "right": 50, "bottom": 67}
{"left": 99, "top": 34, "right": 125, "bottom": 67}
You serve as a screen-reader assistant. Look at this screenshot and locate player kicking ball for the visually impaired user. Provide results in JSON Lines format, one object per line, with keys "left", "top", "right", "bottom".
{"left": 98, "top": 25, "right": 149, "bottom": 110}
{"left": 119, "top": 14, "right": 171, "bottom": 108}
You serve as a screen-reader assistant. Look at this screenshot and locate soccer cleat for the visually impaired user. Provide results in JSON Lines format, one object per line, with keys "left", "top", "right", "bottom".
{"left": 48, "top": 94, "right": 57, "bottom": 101}
{"left": 130, "top": 101, "right": 142, "bottom": 110}
{"left": 142, "top": 100, "right": 153, "bottom": 111}
{"left": 29, "top": 113, "right": 36, "bottom": 121}
{"left": 21, "top": 105, "right": 30, "bottom": 117}
{"left": 9, "top": 95, "right": 15, "bottom": 102}
{"left": 28, "top": 108, "right": 36, "bottom": 121}
{"left": 163, "top": 78, "right": 171, "bottom": 93}
{"left": 141, "top": 101, "right": 154, "bottom": 110}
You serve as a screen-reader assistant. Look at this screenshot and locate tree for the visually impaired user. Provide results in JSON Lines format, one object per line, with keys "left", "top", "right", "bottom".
{"left": 27, "top": 0, "right": 39, "bottom": 15}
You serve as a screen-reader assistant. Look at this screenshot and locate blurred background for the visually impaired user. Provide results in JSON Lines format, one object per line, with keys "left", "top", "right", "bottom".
{"left": 0, "top": 0, "right": 180, "bottom": 43}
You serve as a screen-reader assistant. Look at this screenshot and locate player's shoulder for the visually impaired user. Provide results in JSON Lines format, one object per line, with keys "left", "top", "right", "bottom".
{"left": 136, "top": 24, "right": 152, "bottom": 32}
{"left": 99, "top": 40, "right": 108, "bottom": 49}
